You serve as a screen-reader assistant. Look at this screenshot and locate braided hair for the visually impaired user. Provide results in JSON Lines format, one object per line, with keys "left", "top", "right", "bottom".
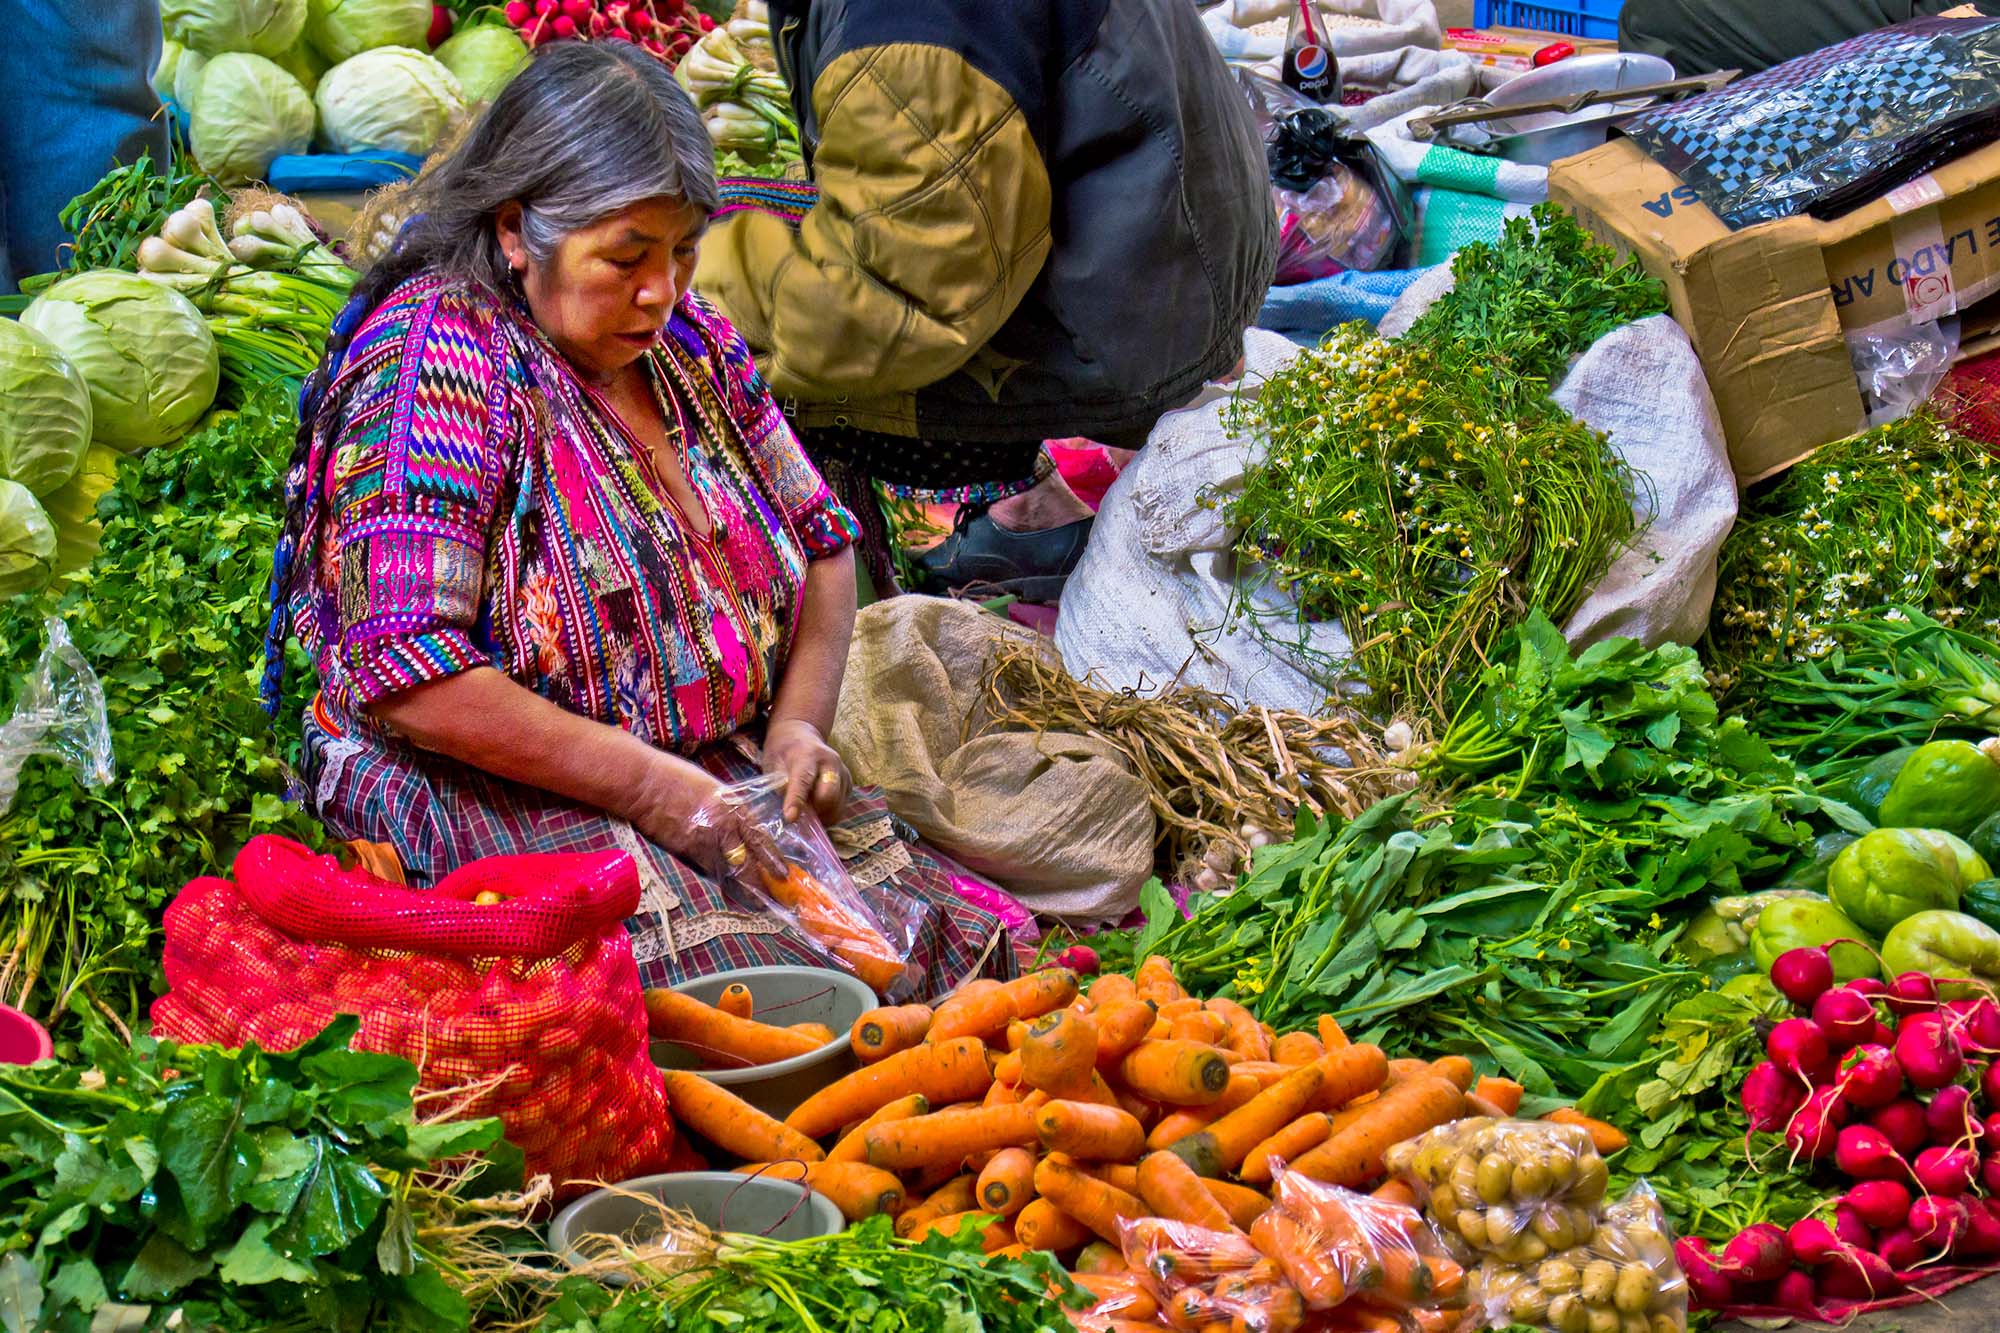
{"left": 261, "top": 40, "right": 719, "bottom": 715}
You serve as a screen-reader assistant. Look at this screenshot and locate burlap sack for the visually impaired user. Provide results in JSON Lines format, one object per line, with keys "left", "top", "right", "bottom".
{"left": 831, "top": 598, "right": 1155, "bottom": 924}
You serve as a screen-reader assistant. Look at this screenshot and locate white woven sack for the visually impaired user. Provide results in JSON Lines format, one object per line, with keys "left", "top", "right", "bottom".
{"left": 1204, "top": 0, "right": 1442, "bottom": 64}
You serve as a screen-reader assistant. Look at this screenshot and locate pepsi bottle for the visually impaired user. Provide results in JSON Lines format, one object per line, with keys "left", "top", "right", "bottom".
{"left": 1282, "top": 2, "right": 1342, "bottom": 103}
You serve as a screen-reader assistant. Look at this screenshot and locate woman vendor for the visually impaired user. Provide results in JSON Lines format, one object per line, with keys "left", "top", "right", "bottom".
{"left": 263, "top": 41, "right": 1008, "bottom": 993}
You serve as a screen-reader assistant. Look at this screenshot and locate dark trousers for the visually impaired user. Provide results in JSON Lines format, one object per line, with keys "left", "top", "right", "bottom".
{"left": 1619, "top": 0, "right": 1978, "bottom": 75}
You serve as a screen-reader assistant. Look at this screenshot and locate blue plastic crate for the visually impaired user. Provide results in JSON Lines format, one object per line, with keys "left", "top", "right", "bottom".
{"left": 1472, "top": 0, "right": 1625, "bottom": 41}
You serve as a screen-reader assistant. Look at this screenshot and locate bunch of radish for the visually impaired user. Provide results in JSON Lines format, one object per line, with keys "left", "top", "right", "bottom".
{"left": 500, "top": 0, "right": 714, "bottom": 64}
{"left": 1677, "top": 947, "right": 2000, "bottom": 1315}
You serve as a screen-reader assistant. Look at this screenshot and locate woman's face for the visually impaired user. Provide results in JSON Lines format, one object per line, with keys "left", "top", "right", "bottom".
{"left": 496, "top": 196, "right": 704, "bottom": 382}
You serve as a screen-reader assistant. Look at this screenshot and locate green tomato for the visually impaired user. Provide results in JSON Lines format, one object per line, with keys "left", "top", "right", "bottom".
{"left": 1881, "top": 910, "right": 2000, "bottom": 996}
{"left": 1750, "top": 897, "right": 1879, "bottom": 982}
{"left": 1828, "top": 828, "right": 1967, "bottom": 937}
{"left": 1878, "top": 740, "right": 2000, "bottom": 838}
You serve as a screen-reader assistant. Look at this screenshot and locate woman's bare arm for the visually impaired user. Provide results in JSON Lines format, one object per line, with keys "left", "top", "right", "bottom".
{"left": 768, "top": 547, "right": 857, "bottom": 735}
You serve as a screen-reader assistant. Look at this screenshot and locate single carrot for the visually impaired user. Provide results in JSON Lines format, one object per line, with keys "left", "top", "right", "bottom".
{"left": 1071, "top": 1070, "right": 1123, "bottom": 1108}
{"left": 1240, "top": 1111, "right": 1333, "bottom": 1185}
{"left": 895, "top": 1174, "right": 976, "bottom": 1236}
{"left": 789, "top": 1022, "right": 836, "bottom": 1045}
{"left": 865, "top": 1104, "right": 1038, "bottom": 1171}
{"left": 1120, "top": 1040, "right": 1233, "bottom": 1106}
{"left": 1465, "top": 1092, "right": 1509, "bottom": 1118}
{"left": 1093, "top": 1001, "right": 1158, "bottom": 1070}
{"left": 1003, "top": 1019, "right": 1030, "bottom": 1051}
{"left": 1227, "top": 1061, "right": 1294, "bottom": 1089}
{"left": 1289, "top": 1076, "right": 1465, "bottom": 1187}
{"left": 660, "top": 1070, "right": 824, "bottom": 1164}
{"left": 1022, "top": 1089, "right": 1051, "bottom": 1112}
{"left": 1015, "top": 1197, "right": 1093, "bottom": 1253}
{"left": 993, "top": 1051, "right": 1024, "bottom": 1086}
{"left": 1429, "top": 1055, "right": 1476, "bottom": 1092}
{"left": 716, "top": 982, "right": 753, "bottom": 1019}
{"left": 1037, "top": 1101, "right": 1146, "bottom": 1162}
{"left": 908, "top": 1211, "right": 1014, "bottom": 1252}
{"left": 645, "top": 989, "right": 822, "bottom": 1067}
{"left": 1271, "top": 1032, "right": 1325, "bottom": 1066}
{"left": 983, "top": 1078, "right": 1021, "bottom": 1109}
{"left": 1034, "top": 1151, "right": 1148, "bottom": 1244}
{"left": 1473, "top": 1076, "right": 1525, "bottom": 1115}
{"left": 1090, "top": 973, "right": 1139, "bottom": 1007}
{"left": 1074, "top": 1240, "right": 1126, "bottom": 1275}
{"left": 1316, "top": 1015, "right": 1350, "bottom": 1049}
{"left": 786, "top": 1036, "right": 994, "bottom": 1138}
{"left": 1135, "top": 955, "right": 1184, "bottom": 1005}
{"left": 958, "top": 978, "right": 1003, "bottom": 997}
{"left": 1001, "top": 968, "right": 1081, "bottom": 1021}
{"left": 828, "top": 1093, "right": 929, "bottom": 1165}
{"left": 1020, "top": 1008, "right": 1099, "bottom": 1096}
{"left": 1201, "top": 1177, "right": 1272, "bottom": 1229}
{"left": 1371, "top": 1177, "right": 1420, "bottom": 1209}
{"left": 851, "top": 1004, "right": 933, "bottom": 1063}
{"left": 1136, "top": 1151, "right": 1236, "bottom": 1231}
{"left": 731, "top": 1160, "right": 904, "bottom": 1220}
{"left": 977, "top": 1146, "right": 1038, "bottom": 1217}
{"left": 928, "top": 985, "right": 1019, "bottom": 1044}
{"left": 1112, "top": 1087, "right": 1159, "bottom": 1127}
{"left": 1385, "top": 1057, "right": 1433, "bottom": 1086}
{"left": 1147, "top": 1072, "right": 1262, "bottom": 1151}
{"left": 1169, "top": 1009, "right": 1229, "bottom": 1046}
{"left": 1067, "top": 1273, "right": 1158, "bottom": 1322}
{"left": 1155, "top": 997, "right": 1203, "bottom": 1022}
{"left": 1172, "top": 1045, "right": 1387, "bottom": 1178}
{"left": 1543, "top": 1107, "right": 1630, "bottom": 1153}
{"left": 1206, "top": 997, "right": 1271, "bottom": 1062}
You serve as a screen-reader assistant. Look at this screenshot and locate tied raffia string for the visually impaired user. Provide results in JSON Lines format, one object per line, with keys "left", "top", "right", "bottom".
{"left": 981, "top": 639, "right": 1418, "bottom": 881}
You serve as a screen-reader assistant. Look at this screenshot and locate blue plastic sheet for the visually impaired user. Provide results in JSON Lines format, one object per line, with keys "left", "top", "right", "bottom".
{"left": 267, "top": 151, "right": 424, "bottom": 194}
{"left": 1256, "top": 266, "right": 1433, "bottom": 343}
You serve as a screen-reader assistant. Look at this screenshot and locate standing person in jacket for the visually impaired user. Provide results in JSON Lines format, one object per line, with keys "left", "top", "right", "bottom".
{"left": 695, "top": 0, "right": 1277, "bottom": 601}
{"left": 1620, "top": 0, "right": 1995, "bottom": 76}
{"left": 0, "top": 0, "right": 169, "bottom": 291}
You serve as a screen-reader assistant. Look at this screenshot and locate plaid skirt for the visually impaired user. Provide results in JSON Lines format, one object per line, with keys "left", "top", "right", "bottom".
{"left": 299, "top": 705, "right": 1017, "bottom": 998}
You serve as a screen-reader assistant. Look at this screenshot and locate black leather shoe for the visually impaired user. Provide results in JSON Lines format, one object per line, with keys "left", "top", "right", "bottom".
{"left": 914, "top": 504, "right": 1095, "bottom": 603}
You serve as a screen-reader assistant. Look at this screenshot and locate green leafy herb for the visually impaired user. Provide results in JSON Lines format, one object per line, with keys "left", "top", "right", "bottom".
{"left": 51, "top": 153, "right": 218, "bottom": 282}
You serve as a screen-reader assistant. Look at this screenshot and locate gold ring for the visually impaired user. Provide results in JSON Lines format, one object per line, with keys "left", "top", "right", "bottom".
{"left": 816, "top": 770, "right": 839, "bottom": 786}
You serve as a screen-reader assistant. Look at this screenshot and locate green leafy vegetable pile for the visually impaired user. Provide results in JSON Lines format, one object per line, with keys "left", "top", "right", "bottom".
{"left": 1224, "top": 205, "right": 1665, "bottom": 712}
{"left": 0, "top": 1013, "right": 512, "bottom": 1332}
{"left": 0, "top": 386, "right": 316, "bottom": 1039}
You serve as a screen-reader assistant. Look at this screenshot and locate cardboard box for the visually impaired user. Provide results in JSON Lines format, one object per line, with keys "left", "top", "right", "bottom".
{"left": 1444, "top": 26, "right": 1617, "bottom": 73}
{"left": 1549, "top": 136, "right": 2000, "bottom": 483}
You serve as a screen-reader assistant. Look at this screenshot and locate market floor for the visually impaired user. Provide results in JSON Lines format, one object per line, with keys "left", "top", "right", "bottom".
{"left": 1719, "top": 1275, "right": 2000, "bottom": 1330}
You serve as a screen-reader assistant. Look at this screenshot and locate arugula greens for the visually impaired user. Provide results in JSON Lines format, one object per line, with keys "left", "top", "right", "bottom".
{"left": 0, "top": 387, "right": 319, "bottom": 1041}
{"left": 0, "top": 1012, "right": 509, "bottom": 1333}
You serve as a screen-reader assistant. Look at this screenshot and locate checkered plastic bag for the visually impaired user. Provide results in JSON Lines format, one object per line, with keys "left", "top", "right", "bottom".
{"left": 151, "top": 836, "right": 673, "bottom": 1194}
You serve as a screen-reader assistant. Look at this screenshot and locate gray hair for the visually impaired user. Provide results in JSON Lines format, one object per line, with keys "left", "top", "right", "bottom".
{"left": 341, "top": 40, "right": 718, "bottom": 313}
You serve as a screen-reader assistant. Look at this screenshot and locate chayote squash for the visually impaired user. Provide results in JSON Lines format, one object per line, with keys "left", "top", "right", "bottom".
{"left": 1963, "top": 878, "right": 2000, "bottom": 933}
{"left": 1881, "top": 910, "right": 2000, "bottom": 997}
{"left": 1845, "top": 746, "right": 1918, "bottom": 826}
{"left": 1750, "top": 896, "right": 1880, "bottom": 982}
{"left": 1877, "top": 739, "right": 2000, "bottom": 838}
{"left": 1970, "top": 810, "right": 2000, "bottom": 872}
{"left": 1828, "top": 827, "right": 1977, "bottom": 937}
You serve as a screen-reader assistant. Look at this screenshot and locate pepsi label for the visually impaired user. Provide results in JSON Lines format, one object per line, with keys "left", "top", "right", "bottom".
{"left": 1283, "top": 36, "right": 1340, "bottom": 101}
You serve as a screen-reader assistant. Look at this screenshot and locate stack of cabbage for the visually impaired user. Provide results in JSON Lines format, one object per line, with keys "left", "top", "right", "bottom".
{"left": 157, "top": 0, "right": 520, "bottom": 185}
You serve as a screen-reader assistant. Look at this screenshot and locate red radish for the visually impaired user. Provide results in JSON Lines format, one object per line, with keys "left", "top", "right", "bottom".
{"left": 1833, "top": 1203, "right": 1874, "bottom": 1253}
{"left": 560, "top": 0, "right": 591, "bottom": 19}
{"left": 1877, "top": 1227, "right": 1925, "bottom": 1272}
{"left": 1787, "top": 1216, "right": 1842, "bottom": 1266}
{"left": 1925, "top": 1084, "right": 1981, "bottom": 1147}
{"left": 428, "top": 3, "right": 452, "bottom": 46}
{"left": 1055, "top": 944, "right": 1101, "bottom": 975}
{"left": 1895, "top": 1014, "right": 1963, "bottom": 1090}
{"left": 1982, "top": 1152, "right": 2000, "bottom": 1194}
{"left": 588, "top": 11, "right": 610, "bottom": 35}
{"left": 1842, "top": 1179, "right": 1912, "bottom": 1230}
{"left": 1909, "top": 1195, "right": 1967, "bottom": 1252}
{"left": 535, "top": 0, "right": 559, "bottom": 15}
{"left": 551, "top": 13, "right": 577, "bottom": 37}
{"left": 1677, "top": 1238, "right": 1734, "bottom": 1308}
{"left": 1868, "top": 1019, "right": 1896, "bottom": 1048}
{"left": 641, "top": 34, "right": 665, "bottom": 53}
{"left": 1961, "top": 1199, "right": 2000, "bottom": 1256}
{"left": 504, "top": 0, "right": 530, "bottom": 23}
{"left": 1834, "top": 1044, "right": 1902, "bottom": 1110}
{"left": 1871, "top": 1098, "right": 1929, "bottom": 1156}
{"left": 1819, "top": 1248, "right": 1898, "bottom": 1300}
{"left": 605, "top": 26, "right": 634, "bottom": 40}
{"left": 1787, "top": 1086, "right": 1849, "bottom": 1161}
{"left": 1914, "top": 1144, "right": 1978, "bottom": 1196}
{"left": 1984, "top": 1112, "right": 2000, "bottom": 1143}
{"left": 1773, "top": 1269, "right": 1818, "bottom": 1313}
{"left": 1773, "top": 947, "right": 1836, "bottom": 1008}
{"left": 1849, "top": 977, "right": 1890, "bottom": 998}
{"left": 1720, "top": 1223, "right": 1791, "bottom": 1282}
{"left": 1814, "top": 987, "right": 1879, "bottom": 1048}
{"left": 1983, "top": 1061, "right": 2000, "bottom": 1110}
{"left": 628, "top": 9, "right": 655, "bottom": 33}
{"left": 1769, "top": 1017, "right": 1833, "bottom": 1079}
{"left": 1834, "top": 1124, "right": 1905, "bottom": 1180}
{"left": 1964, "top": 998, "right": 2000, "bottom": 1051}
{"left": 698, "top": 11, "right": 715, "bottom": 29}
{"left": 1888, "top": 971, "right": 1940, "bottom": 1017}
{"left": 1743, "top": 1060, "right": 1805, "bottom": 1132}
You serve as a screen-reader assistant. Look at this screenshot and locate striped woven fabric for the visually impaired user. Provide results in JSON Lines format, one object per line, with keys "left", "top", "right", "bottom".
{"left": 714, "top": 176, "right": 818, "bottom": 226}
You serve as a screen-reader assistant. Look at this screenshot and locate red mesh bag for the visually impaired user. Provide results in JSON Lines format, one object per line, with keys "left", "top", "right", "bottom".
{"left": 1941, "top": 345, "right": 2000, "bottom": 448}
{"left": 151, "top": 835, "right": 673, "bottom": 1194}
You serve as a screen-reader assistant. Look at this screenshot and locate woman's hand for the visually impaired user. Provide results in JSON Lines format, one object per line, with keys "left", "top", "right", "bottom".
{"left": 763, "top": 718, "right": 851, "bottom": 825}
{"left": 627, "top": 756, "right": 745, "bottom": 868}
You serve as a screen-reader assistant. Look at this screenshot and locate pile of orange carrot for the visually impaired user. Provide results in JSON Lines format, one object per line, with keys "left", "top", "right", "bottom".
{"left": 649, "top": 956, "right": 1627, "bottom": 1331}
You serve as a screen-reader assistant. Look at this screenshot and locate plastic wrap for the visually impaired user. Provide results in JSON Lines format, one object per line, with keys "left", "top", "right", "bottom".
{"left": 1471, "top": 1185, "right": 1687, "bottom": 1333}
{"left": 1850, "top": 319, "right": 1960, "bottom": 428}
{"left": 1121, "top": 1217, "right": 1308, "bottom": 1333}
{"left": 0, "top": 617, "right": 112, "bottom": 817}
{"left": 1252, "top": 1167, "right": 1469, "bottom": 1319}
{"left": 1266, "top": 107, "right": 1413, "bottom": 283}
{"left": 701, "top": 774, "right": 923, "bottom": 1000}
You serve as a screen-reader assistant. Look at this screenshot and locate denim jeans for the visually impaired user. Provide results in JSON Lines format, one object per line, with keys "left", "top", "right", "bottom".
{"left": 0, "top": 0, "right": 169, "bottom": 292}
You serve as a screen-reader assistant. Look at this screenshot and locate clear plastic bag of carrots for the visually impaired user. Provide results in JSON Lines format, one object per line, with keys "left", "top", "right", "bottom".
{"left": 1118, "top": 1216, "right": 1312, "bottom": 1333}
{"left": 1251, "top": 1167, "right": 1470, "bottom": 1329}
{"left": 701, "top": 775, "right": 923, "bottom": 1000}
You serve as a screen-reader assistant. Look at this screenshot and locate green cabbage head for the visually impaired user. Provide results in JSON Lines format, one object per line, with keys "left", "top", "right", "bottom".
{"left": 0, "top": 481, "right": 56, "bottom": 599}
{"left": 163, "top": 0, "right": 306, "bottom": 57}
{"left": 306, "top": 0, "right": 431, "bottom": 63}
{"left": 20, "top": 273, "right": 219, "bottom": 454}
{"left": 434, "top": 24, "right": 528, "bottom": 104}
{"left": 316, "top": 47, "right": 465, "bottom": 154}
{"left": 190, "top": 52, "right": 317, "bottom": 184}
{"left": 0, "top": 320, "right": 92, "bottom": 497}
